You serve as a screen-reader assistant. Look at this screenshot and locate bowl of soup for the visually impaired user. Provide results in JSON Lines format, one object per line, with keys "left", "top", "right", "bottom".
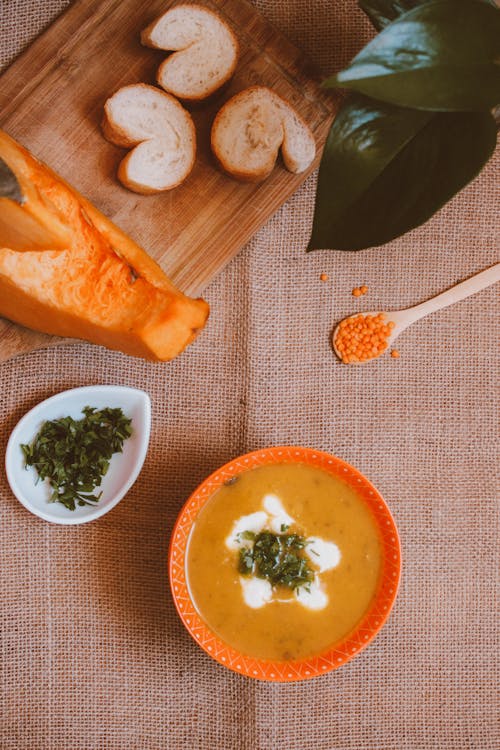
{"left": 169, "top": 446, "right": 401, "bottom": 681}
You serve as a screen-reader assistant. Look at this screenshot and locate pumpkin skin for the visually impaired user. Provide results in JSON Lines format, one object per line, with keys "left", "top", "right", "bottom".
{"left": 0, "top": 129, "right": 208, "bottom": 361}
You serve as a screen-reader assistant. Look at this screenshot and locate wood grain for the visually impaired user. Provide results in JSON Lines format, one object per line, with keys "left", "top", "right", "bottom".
{"left": 0, "top": 0, "right": 338, "bottom": 362}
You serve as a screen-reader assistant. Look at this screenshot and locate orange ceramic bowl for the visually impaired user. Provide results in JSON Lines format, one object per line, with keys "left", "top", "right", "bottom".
{"left": 169, "top": 446, "right": 401, "bottom": 682}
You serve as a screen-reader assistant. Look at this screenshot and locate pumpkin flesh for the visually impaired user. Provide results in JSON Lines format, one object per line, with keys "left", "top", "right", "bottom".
{"left": 0, "top": 130, "right": 208, "bottom": 360}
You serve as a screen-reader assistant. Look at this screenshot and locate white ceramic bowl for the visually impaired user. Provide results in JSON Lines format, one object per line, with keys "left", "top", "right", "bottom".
{"left": 5, "top": 385, "right": 151, "bottom": 524}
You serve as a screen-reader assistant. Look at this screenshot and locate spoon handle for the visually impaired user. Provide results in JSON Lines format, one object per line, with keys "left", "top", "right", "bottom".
{"left": 404, "top": 262, "right": 500, "bottom": 323}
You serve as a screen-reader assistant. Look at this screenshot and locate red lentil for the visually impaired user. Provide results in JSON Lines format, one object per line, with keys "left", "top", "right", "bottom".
{"left": 352, "top": 285, "right": 368, "bottom": 297}
{"left": 334, "top": 313, "right": 395, "bottom": 363}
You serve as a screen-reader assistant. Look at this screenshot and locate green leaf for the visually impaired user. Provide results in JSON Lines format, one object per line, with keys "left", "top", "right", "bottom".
{"left": 308, "top": 96, "right": 497, "bottom": 251}
{"left": 359, "top": 0, "right": 433, "bottom": 30}
{"left": 358, "top": 0, "right": 498, "bottom": 30}
{"left": 326, "top": 0, "right": 500, "bottom": 111}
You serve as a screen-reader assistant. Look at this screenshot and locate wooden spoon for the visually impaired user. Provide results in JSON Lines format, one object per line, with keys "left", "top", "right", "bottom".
{"left": 332, "top": 262, "right": 500, "bottom": 363}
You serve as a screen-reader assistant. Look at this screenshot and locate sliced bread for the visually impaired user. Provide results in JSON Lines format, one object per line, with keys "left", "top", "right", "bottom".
{"left": 141, "top": 4, "right": 239, "bottom": 102}
{"left": 210, "top": 86, "right": 316, "bottom": 182}
{"left": 102, "top": 83, "right": 196, "bottom": 194}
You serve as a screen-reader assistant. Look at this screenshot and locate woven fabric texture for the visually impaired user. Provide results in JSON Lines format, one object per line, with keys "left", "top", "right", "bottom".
{"left": 1, "top": 1, "right": 499, "bottom": 749}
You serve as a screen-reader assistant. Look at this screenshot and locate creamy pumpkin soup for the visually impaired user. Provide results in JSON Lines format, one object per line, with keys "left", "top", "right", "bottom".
{"left": 186, "top": 462, "right": 382, "bottom": 661}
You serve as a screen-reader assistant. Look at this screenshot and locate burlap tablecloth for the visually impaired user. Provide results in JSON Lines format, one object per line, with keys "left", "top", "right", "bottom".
{"left": 1, "top": 2, "right": 499, "bottom": 748}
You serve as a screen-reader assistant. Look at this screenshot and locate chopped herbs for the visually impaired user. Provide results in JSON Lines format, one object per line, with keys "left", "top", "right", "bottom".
{"left": 237, "top": 531, "right": 314, "bottom": 590}
{"left": 237, "top": 530, "right": 256, "bottom": 542}
{"left": 238, "top": 548, "right": 254, "bottom": 575}
{"left": 21, "top": 406, "right": 132, "bottom": 511}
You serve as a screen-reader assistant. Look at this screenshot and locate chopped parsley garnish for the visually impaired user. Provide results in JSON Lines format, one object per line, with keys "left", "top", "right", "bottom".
{"left": 21, "top": 406, "right": 132, "bottom": 511}
{"left": 237, "top": 530, "right": 314, "bottom": 590}
{"left": 237, "top": 530, "right": 256, "bottom": 542}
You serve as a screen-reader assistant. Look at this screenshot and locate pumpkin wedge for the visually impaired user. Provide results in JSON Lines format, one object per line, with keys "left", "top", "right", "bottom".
{"left": 0, "top": 130, "right": 208, "bottom": 361}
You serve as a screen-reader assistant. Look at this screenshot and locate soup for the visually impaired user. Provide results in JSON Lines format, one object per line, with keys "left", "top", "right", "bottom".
{"left": 186, "top": 462, "right": 382, "bottom": 661}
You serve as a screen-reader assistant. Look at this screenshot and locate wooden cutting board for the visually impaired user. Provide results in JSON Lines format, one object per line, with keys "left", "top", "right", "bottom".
{"left": 0, "top": 0, "right": 338, "bottom": 362}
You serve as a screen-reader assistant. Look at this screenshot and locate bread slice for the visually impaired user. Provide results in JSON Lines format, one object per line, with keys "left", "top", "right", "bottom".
{"left": 102, "top": 84, "right": 196, "bottom": 194}
{"left": 141, "top": 4, "right": 239, "bottom": 102}
{"left": 210, "top": 87, "right": 316, "bottom": 182}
